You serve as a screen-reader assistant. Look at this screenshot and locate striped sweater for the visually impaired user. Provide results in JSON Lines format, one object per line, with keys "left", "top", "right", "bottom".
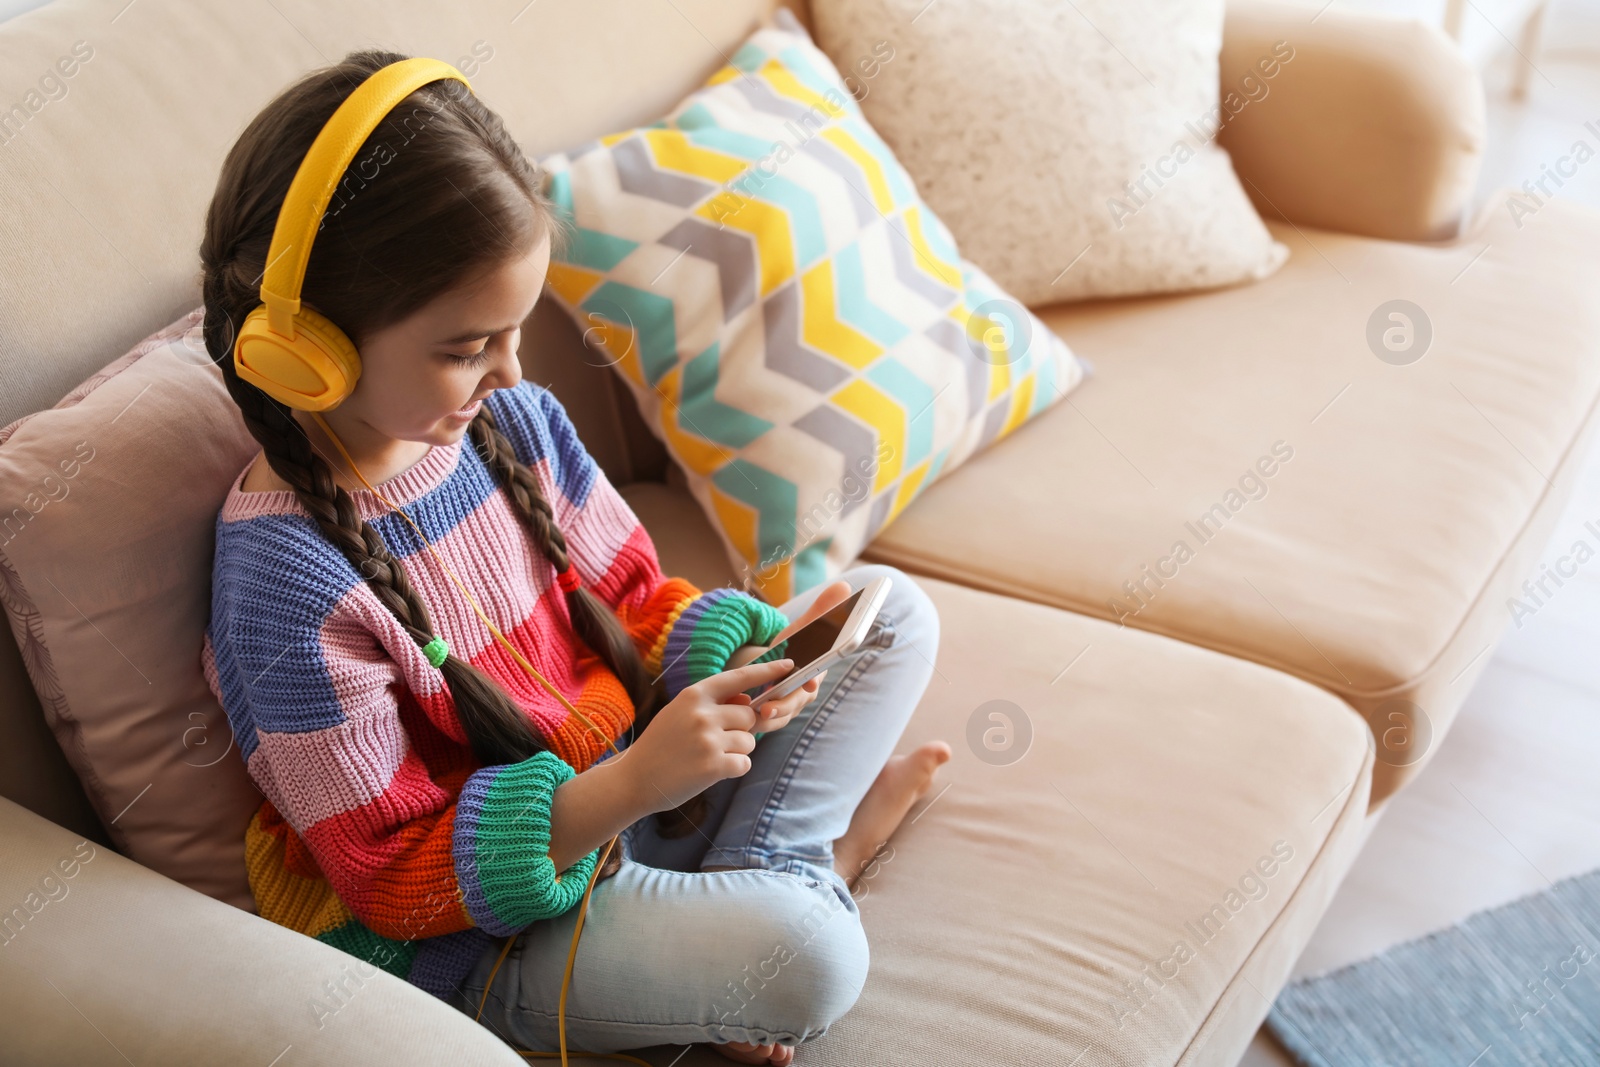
{"left": 201, "top": 381, "right": 790, "bottom": 1004}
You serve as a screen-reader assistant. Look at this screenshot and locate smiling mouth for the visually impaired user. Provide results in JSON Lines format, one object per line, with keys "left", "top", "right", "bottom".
{"left": 455, "top": 398, "right": 483, "bottom": 416}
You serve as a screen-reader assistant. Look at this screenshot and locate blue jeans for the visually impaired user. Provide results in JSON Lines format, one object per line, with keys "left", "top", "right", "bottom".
{"left": 444, "top": 564, "right": 939, "bottom": 1054}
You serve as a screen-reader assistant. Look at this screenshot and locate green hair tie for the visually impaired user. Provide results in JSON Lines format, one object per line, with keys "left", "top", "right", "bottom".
{"left": 422, "top": 635, "right": 450, "bottom": 668}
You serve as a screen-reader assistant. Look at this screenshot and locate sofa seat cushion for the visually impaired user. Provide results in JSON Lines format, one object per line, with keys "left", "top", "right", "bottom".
{"left": 621, "top": 482, "right": 1373, "bottom": 1066}
{"left": 857, "top": 198, "right": 1600, "bottom": 803}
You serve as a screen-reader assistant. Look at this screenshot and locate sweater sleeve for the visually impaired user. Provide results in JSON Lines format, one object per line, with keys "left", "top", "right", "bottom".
{"left": 452, "top": 752, "right": 599, "bottom": 935}
{"left": 205, "top": 560, "right": 599, "bottom": 942}
{"left": 484, "top": 381, "right": 791, "bottom": 702}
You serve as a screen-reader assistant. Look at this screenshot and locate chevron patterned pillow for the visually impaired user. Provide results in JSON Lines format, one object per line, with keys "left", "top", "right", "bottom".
{"left": 538, "top": 11, "right": 1086, "bottom": 602}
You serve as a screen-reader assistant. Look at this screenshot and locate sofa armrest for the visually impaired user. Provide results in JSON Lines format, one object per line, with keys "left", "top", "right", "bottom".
{"left": 0, "top": 798, "right": 522, "bottom": 1066}
{"left": 1219, "top": 0, "right": 1486, "bottom": 241}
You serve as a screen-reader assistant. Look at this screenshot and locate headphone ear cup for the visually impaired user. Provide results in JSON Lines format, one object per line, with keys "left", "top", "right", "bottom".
{"left": 233, "top": 303, "right": 362, "bottom": 412}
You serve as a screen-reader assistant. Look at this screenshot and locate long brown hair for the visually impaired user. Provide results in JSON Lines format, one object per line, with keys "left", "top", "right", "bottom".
{"left": 199, "top": 49, "right": 704, "bottom": 858}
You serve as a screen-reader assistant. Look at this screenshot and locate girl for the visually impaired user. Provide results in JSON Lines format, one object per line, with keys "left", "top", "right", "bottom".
{"left": 199, "top": 48, "right": 949, "bottom": 1065}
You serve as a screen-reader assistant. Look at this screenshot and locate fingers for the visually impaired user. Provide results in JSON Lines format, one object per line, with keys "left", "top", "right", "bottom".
{"left": 723, "top": 727, "right": 757, "bottom": 757}
{"left": 712, "top": 721, "right": 758, "bottom": 781}
{"left": 813, "top": 579, "right": 852, "bottom": 611}
{"left": 752, "top": 675, "right": 822, "bottom": 730}
{"left": 758, "top": 686, "right": 809, "bottom": 721}
{"left": 697, "top": 657, "right": 794, "bottom": 700}
{"left": 756, "top": 708, "right": 797, "bottom": 733}
{"left": 772, "top": 674, "right": 821, "bottom": 709}
{"left": 713, "top": 699, "right": 759, "bottom": 734}
{"left": 718, "top": 751, "right": 753, "bottom": 779}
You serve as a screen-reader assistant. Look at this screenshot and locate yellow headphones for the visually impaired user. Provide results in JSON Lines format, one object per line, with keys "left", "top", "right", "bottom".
{"left": 237, "top": 57, "right": 648, "bottom": 1066}
{"left": 233, "top": 56, "right": 470, "bottom": 411}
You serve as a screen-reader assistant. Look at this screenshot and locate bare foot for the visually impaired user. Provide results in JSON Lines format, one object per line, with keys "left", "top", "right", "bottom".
{"left": 713, "top": 1039, "right": 794, "bottom": 1065}
{"left": 706, "top": 741, "right": 951, "bottom": 1066}
{"left": 833, "top": 741, "right": 952, "bottom": 888}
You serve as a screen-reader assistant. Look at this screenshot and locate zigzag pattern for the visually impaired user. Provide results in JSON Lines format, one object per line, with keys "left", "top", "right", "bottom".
{"left": 541, "top": 22, "right": 1084, "bottom": 601}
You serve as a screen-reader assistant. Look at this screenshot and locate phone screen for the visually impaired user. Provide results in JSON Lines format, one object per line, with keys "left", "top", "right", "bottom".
{"left": 768, "top": 587, "right": 863, "bottom": 669}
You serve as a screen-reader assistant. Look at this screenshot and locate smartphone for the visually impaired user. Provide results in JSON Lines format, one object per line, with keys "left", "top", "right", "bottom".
{"left": 748, "top": 575, "right": 892, "bottom": 710}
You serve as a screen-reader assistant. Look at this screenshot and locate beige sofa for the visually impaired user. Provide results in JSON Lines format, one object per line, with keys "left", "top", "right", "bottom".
{"left": 3, "top": 1, "right": 1597, "bottom": 1065}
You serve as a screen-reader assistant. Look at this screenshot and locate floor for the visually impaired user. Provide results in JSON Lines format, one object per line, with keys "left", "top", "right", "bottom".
{"left": 1242, "top": 1, "right": 1600, "bottom": 1062}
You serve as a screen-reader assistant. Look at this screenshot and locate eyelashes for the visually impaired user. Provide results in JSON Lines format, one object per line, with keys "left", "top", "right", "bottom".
{"left": 449, "top": 347, "right": 490, "bottom": 368}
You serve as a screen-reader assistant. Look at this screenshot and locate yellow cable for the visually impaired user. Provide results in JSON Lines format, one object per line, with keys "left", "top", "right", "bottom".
{"left": 309, "top": 412, "right": 623, "bottom": 757}
{"left": 308, "top": 411, "right": 640, "bottom": 1067}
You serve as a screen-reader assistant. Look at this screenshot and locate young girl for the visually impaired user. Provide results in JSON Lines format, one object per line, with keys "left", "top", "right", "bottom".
{"left": 198, "top": 49, "right": 949, "bottom": 1065}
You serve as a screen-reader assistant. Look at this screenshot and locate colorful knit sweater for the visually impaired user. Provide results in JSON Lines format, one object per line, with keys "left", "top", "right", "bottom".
{"left": 200, "top": 381, "right": 790, "bottom": 1004}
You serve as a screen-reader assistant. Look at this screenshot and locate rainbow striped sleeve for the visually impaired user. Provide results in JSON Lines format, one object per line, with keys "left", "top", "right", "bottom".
{"left": 639, "top": 584, "right": 793, "bottom": 699}
{"left": 483, "top": 382, "right": 792, "bottom": 701}
{"left": 205, "top": 521, "right": 599, "bottom": 945}
{"left": 452, "top": 754, "right": 598, "bottom": 935}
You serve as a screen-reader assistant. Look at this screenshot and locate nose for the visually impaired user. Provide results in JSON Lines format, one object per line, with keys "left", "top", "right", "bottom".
{"left": 491, "top": 328, "right": 524, "bottom": 390}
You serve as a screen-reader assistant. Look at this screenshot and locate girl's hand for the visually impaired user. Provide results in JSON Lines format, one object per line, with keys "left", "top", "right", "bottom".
{"left": 621, "top": 658, "right": 796, "bottom": 813}
{"left": 746, "top": 674, "right": 822, "bottom": 733}
{"left": 724, "top": 579, "right": 853, "bottom": 733}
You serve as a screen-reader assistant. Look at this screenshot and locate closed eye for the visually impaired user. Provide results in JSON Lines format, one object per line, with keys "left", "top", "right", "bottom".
{"left": 449, "top": 347, "right": 490, "bottom": 367}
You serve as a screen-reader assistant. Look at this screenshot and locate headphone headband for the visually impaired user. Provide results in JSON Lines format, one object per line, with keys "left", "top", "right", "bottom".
{"left": 259, "top": 57, "right": 473, "bottom": 339}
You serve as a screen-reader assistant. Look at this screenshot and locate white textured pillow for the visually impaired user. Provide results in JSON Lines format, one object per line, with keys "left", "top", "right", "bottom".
{"left": 810, "top": 0, "right": 1290, "bottom": 305}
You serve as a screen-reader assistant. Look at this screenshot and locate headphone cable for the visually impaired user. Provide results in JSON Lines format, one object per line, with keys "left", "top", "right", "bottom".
{"left": 309, "top": 410, "right": 651, "bottom": 1066}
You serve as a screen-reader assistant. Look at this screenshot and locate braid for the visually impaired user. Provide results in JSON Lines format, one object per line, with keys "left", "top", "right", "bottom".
{"left": 466, "top": 405, "right": 576, "bottom": 574}
{"left": 198, "top": 43, "right": 688, "bottom": 872}
{"left": 467, "top": 403, "right": 714, "bottom": 840}
{"left": 217, "top": 353, "right": 552, "bottom": 775}
{"left": 230, "top": 382, "right": 430, "bottom": 637}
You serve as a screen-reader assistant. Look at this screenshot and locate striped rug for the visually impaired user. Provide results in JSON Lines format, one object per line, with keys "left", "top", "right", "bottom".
{"left": 1268, "top": 867, "right": 1600, "bottom": 1066}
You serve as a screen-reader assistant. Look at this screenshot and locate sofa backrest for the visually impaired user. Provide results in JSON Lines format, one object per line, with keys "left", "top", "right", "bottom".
{"left": 0, "top": 0, "right": 803, "bottom": 841}
{"left": 0, "top": 0, "right": 806, "bottom": 455}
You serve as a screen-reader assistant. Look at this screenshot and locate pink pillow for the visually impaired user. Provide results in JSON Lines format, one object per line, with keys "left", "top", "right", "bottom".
{"left": 0, "top": 307, "right": 263, "bottom": 910}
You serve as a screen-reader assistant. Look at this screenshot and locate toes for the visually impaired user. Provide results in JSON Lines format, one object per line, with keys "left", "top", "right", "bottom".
{"left": 910, "top": 740, "right": 952, "bottom": 779}
{"left": 713, "top": 1039, "right": 794, "bottom": 1066}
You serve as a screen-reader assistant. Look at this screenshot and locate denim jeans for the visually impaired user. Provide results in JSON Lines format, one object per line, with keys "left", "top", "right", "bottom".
{"left": 444, "top": 563, "right": 939, "bottom": 1054}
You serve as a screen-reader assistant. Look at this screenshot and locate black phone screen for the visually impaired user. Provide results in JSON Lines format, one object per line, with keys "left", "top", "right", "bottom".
{"left": 766, "top": 587, "right": 864, "bottom": 674}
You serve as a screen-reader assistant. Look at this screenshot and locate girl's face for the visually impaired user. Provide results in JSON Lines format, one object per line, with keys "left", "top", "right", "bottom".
{"left": 335, "top": 232, "right": 552, "bottom": 448}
